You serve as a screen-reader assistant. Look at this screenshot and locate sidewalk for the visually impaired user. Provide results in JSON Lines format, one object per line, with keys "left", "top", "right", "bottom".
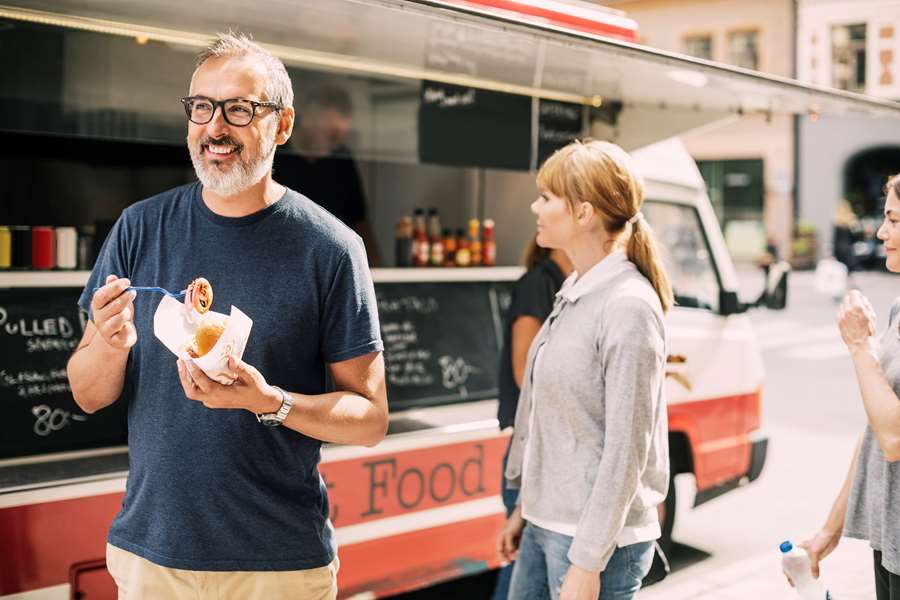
{"left": 640, "top": 538, "right": 874, "bottom": 599}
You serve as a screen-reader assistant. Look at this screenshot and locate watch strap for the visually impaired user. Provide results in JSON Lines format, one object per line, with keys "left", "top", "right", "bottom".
{"left": 257, "top": 386, "right": 293, "bottom": 426}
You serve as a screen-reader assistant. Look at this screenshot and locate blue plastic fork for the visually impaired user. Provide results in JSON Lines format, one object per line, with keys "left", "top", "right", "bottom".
{"left": 92, "top": 285, "right": 187, "bottom": 301}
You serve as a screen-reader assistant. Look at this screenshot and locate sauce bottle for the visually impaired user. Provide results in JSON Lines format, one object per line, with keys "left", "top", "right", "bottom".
{"left": 482, "top": 218, "right": 496, "bottom": 267}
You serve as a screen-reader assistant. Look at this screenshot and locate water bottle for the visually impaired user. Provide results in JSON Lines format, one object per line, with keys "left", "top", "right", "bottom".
{"left": 780, "top": 541, "right": 833, "bottom": 599}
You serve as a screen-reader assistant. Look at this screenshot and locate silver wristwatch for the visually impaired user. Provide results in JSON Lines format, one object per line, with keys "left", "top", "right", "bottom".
{"left": 256, "top": 386, "right": 293, "bottom": 427}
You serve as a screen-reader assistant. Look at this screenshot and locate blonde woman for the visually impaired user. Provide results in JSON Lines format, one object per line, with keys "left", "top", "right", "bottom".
{"left": 800, "top": 175, "right": 900, "bottom": 600}
{"left": 497, "top": 140, "right": 671, "bottom": 600}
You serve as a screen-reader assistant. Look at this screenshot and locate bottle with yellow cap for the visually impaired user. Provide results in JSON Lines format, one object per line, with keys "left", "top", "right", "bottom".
{"left": 0, "top": 226, "right": 10, "bottom": 269}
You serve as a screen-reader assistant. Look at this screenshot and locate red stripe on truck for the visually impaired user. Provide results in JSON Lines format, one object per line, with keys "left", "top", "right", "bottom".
{"left": 439, "top": 0, "right": 639, "bottom": 41}
{"left": 668, "top": 389, "right": 762, "bottom": 490}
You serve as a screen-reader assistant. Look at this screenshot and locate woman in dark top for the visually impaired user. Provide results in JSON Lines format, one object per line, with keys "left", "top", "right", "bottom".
{"left": 492, "top": 236, "right": 571, "bottom": 600}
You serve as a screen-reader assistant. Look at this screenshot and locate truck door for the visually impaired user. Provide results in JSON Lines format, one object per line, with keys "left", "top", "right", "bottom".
{"left": 644, "top": 197, "right": 764, "bottom": 498}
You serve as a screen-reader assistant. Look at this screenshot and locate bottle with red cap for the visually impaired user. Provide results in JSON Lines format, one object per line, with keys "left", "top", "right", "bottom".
{"left": 412, "top": 209, "right": 429, "bottom": 267}
{"left": 482, "top": 218, "right": 496, "bottom": 267}
{"left": 427, "top": 209, "right": 443, "bottom": 267}
{"left": 31, "top": 226, "right": 55, "bottom": 270}
{"left": 442, "top": 228, "right": 456, "bottom": 267}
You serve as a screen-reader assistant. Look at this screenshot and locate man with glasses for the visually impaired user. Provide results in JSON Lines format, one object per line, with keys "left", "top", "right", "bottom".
{"left": 68, "top": 32, "right": 387, "bottom": 599}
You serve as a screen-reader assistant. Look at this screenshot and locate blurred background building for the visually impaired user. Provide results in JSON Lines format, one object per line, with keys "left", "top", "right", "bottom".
{"left": 607, "top": 0, "right": 796, "bottom": 263}
{"left": 608, "top": 0, "right": 900, "bottom": 269}
{"left": 797, "top": 0, "right": 900, "bottom": 267}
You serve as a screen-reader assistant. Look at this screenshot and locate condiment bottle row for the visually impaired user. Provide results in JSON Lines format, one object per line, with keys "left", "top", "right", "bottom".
{"left": 0, "top": 225, "right": 99, "bottom": 270}
{"left": 395, "top": 209, "right": 496, "bottom": 268}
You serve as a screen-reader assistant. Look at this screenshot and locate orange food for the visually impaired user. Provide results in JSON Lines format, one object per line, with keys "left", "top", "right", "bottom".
{"left": 187, "top": 277, "right": 213, "bottom": 315}
{"left": 186, "top": 321, "right": 226, "bottom": 358}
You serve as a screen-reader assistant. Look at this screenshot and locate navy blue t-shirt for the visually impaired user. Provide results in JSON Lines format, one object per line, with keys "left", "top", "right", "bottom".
{"left": 78, "top": 181, "right": 382, "bottom": 571}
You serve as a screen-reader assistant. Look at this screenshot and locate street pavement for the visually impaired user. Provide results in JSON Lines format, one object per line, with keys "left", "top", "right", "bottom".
{"left": 641, "top": 264, "right": 900, "bottom": 600}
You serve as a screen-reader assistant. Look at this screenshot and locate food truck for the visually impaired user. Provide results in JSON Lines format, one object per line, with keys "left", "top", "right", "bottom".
{"left": 2, "top": 1, "right": 900, "bottom": 598}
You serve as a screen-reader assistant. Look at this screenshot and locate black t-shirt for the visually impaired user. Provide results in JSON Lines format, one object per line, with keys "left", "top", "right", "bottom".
{"left": 497, "top": 259, "right": 566, "bottom": 429}
{"left": 273, "top": 147, "right": 367, "bottom": 227}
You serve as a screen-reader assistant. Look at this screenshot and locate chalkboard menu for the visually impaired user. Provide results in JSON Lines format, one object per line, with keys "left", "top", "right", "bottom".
{"left": 418, "top": 18, "right": 536, "bottom": 170}
{"left": 537, "top": 99, "right": 585, "bottom": 167}
{"left": 418, "top": 80, "right": 532, "bottom": 170}
{"left": 418, "top": 88, "right": 586, "bottom": 171}
{"left": 0, "top": 288, "right": 127, "bottom": 459}
{"left": 377, "top": 281, "right": 512, "bottom": 409}
{"left": 0, "top": 281, "right": 512, "bottom": 459}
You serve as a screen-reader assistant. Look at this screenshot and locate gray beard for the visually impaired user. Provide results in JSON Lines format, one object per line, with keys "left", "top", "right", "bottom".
{"left": 189, "top": 135, "right": 276, "bottom": 197}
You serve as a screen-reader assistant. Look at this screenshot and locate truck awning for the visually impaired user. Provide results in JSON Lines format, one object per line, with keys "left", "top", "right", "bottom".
{"left": 2, "top": 0, "right": 899, "bottom": 150}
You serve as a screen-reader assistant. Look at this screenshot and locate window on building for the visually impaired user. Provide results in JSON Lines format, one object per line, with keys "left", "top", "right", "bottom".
{"left": 684, "top": 35, "right": 713, "bottom": 60}
{"left": 696, "top": 158, "right": 764, "bottom": 228}
{"left": 832, "top": 23, "right": 867, "bottom": 92}
{"left": 728, "top": 30, "right": 759, "bottom": 70}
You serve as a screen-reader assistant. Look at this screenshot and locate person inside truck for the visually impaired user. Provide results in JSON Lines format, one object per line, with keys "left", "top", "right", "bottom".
{"left": 497, "top": 139, "right": 672, "bottom": 600}
{"left": 799, "top": 174, "right": 900, "bottom": 600}
{"left": 67, "top": 32, "right": 387, "bottom": 600}
{"left": 273, "top": 83, "right": 381, "bottom": 266}
{"left": 492, "top": 235, "right": 572, "bottom": 600}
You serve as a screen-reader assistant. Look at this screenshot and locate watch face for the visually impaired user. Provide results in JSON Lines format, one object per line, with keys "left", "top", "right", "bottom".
{"left": 260, "top": 415, "right": 281, "bottom": 427}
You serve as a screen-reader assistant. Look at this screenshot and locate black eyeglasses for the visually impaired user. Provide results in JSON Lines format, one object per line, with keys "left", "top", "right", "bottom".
{"left": 180, "top": 96, "right": 283, "bottom": 127}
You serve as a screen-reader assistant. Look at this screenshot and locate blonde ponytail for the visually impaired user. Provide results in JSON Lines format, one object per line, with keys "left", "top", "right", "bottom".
{"left": 537, "top": 139, "right": 675, "bottom": 313}
{"left": 626, "top": 217, "right": 674, "bottom": 313}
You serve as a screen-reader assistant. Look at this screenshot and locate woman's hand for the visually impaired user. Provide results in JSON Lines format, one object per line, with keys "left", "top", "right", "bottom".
{"left": 783, "top": 529, "right": 840, "bottom": 586}
{"left": 800, "top": 529, "right": 840, "bottom": 579}
{"left": 497, "top": 505, "right": 525, "bottom": 563}
{"left": 559, "top": 564, "right": 601, "bottom": 600}
{"left": 838, "top": 290, "right": 877, "bottom": 353}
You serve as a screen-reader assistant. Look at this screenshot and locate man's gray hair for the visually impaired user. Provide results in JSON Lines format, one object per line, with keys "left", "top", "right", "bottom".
{"left": 193, "top": 31, "right": 293, "bottom": 108}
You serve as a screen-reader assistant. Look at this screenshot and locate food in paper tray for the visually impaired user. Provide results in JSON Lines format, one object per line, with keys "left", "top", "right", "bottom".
{"left": 181, "top": 277, "right": 225, "bottom": 357}
{"left": 154, "top": 276, "right": 252, "bottom": 385}
{"left": 186, "top": 320, "right": 227, "bottom": 358}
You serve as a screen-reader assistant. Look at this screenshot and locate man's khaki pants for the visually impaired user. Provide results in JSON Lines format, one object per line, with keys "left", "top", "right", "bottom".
{"left": 106, "top": 544, "right": 339, "bottom": 600}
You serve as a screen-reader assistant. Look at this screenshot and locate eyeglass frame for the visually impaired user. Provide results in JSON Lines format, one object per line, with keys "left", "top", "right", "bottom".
{"left": 180, "top": 95, "right": 284, "bottom": 127}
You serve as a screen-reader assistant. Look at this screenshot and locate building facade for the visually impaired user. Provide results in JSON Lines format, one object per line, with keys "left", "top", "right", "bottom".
{"left": 608, "top": 0, "right": 796, "bottom": 260}
{"left": 797, "top": 0, "right": 900, "bottom": 259}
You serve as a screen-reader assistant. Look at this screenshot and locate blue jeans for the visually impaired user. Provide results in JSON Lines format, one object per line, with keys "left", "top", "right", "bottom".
{"left": 492, "top": 441, "right": 521, "bottom": 600}
{"left": 508, "top": 523, "right": 654, "bottom": 600}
